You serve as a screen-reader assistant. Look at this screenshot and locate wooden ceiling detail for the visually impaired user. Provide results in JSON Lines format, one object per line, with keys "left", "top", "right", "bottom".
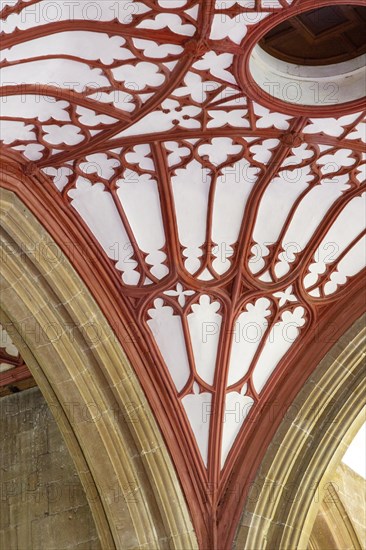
{"left": 0, "top": 1, "right": 365, "bottom": 548}
{"left": 259, "top": 5, "right": 366, "bottom": 65}
{"left": 0, "top": 325, "right": 34, "bottom": 396}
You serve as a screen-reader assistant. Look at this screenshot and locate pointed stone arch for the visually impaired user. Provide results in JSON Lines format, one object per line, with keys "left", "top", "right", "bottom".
{"left": 0, "top": 187, "right": 198, "bottom": 550}
{"left": 234, "top": 314, "right": 365, "bottom": 550}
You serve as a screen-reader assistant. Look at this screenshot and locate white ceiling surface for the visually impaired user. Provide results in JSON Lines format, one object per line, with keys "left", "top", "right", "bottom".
{"left": 0, "top": 0, "right": 365, "bottom": 468}
{"left": 342, "top": 422, "right": 366, "bottom": 480}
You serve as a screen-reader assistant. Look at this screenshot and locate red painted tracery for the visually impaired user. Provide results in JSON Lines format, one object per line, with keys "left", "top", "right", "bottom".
{"left": 0, "top": 1, "right": 365, "bottom": 548}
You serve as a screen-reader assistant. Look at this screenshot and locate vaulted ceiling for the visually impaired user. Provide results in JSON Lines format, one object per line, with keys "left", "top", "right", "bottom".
{"left": 0, "top": 0, "right": 365, "bottom": 547}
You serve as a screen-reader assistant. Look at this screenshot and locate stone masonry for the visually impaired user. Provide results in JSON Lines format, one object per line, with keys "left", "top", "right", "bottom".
{"left": 0, "top": 387, "right": 101, "bottom": 549}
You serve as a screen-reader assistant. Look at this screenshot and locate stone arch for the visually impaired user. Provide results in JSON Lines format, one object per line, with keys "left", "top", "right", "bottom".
{"left": 0, "top": 188, "right": 197, "bottom": 550}
{"left": 234, "top": 314, "right": 365, "bottom": 550}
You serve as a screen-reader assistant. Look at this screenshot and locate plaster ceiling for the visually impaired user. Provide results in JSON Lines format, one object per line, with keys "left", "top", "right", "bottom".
{"left": 0, "top": 0, "right": 365, "bottom": 545}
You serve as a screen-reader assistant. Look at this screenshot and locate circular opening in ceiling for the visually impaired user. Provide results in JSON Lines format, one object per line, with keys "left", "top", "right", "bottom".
{"left": 259, "top": 5, "right": 366, "bottom": 66}
{"left": 249, "top": 4, "right": 366, "bottom": 108}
